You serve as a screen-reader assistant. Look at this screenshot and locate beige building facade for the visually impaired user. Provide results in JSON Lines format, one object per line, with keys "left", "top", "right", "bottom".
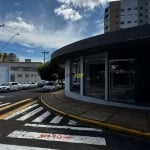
{"left": 104, "top": 1, "right": 121, "bottom": 33}
{"left": 0, "top": 52, "right": 19, "bottom": 62}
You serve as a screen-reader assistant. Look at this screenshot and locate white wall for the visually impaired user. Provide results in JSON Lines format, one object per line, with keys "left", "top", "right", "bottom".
{"left": 0, "top": 62, "right": 41, "bottom": 84}
{"left": 10, "top": 70, "right": 41, "bottom": 83}
{"left": 0, "top": 66, "right": 9, "bottom": 84}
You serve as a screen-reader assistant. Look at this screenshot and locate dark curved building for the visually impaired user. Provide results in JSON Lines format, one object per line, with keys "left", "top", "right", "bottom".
{"left": 52, "top": 24, "right": 150, "bottom": 105}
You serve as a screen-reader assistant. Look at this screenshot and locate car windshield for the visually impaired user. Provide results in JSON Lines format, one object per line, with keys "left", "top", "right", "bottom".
{"left": 47, "top": 83, "right": 54, "bottom": 86}
{"left": 1, "top": 83, "right": 10, "bottom": 86}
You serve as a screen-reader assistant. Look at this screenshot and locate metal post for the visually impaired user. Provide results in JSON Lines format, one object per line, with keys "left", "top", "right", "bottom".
{"left": 42, "top": 51, "right": 49, "bottom": 63}
{"left": 105, "top": 51, "right": 109, "bottom": 100}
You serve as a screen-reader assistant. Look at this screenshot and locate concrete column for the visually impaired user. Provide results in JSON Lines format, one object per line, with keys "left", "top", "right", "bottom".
{"left": 105, "top": 51, "right": 109, "bottom": 100}
{"left": 65, "top": 60, "right": 70, "bottom": 92}
{"left": 80, "top": 56, "right": 84, "bottom": 96}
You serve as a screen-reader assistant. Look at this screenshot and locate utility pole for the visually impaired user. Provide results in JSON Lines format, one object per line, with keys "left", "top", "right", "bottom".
{"left": 42, "top": 51, "right": 49, "bottom": 64}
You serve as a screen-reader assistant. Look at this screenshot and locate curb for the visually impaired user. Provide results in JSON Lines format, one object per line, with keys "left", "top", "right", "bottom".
{"left": 41, "top": 94, "right": 150, "bottom": 139}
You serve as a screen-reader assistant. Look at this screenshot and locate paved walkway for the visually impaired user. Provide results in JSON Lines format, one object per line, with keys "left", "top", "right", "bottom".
{"left": 41, "top": 90, "right": 150, "bottom": 139}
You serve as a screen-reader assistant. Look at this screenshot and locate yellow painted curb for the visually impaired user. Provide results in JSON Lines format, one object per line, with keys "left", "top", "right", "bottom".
{"left": 0, "top": 100, "right": 37, "bottom": 120}
{"left": 41, "top": 94, "right": 150, "bottom": 139}
{"left": 0, "top": 98, "right": 32, "bottom": 111}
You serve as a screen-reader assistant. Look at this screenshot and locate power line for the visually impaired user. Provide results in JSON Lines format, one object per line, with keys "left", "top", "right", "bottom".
{"left": 0, "top": 33, "right": 20, "bottom": 51}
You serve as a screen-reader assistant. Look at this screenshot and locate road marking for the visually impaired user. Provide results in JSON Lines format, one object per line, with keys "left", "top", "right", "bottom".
{"left": 0, "top": 101, "right": 37, "bottom": 120}
{"left": 4, "top": 104, "right": 39, "bottom": 120}
{"left": 0, "top": 144, "right": 59, "bottom": 150}
{"left": 17, "top": 107, "right": 44, "bottom": 121}
{"left": 0, "top": 96, "right": 5, "bottom": 98}
{"left": 32, "top": 111, "right": 51, "bottom": 123}
{"left": 8, "top": 130, "right": 106, "bottom": 146}
{"left": 68, "top": 120, "right": 78, "bottom": 125}
{"left": 25, "top": 123, "right": 103, "bottom": 132}
{"left": 0, "top": 102, "right": 10, "bottom": 107}
{"left": 0, "top": 98, "right": 32, "bottom": 111}
{"left": 49, "top": 115, "right": 63, "bottom": 124}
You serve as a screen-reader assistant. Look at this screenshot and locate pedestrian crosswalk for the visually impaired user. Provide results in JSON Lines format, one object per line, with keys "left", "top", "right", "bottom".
{"left": 0, "top": 101, "right": 106, "bottom": 149}
{"left": 0, "top": 101, "right": 82, "bottom": 126}
{"left": 0, "top": 102, "right": 10, "bottom": 107}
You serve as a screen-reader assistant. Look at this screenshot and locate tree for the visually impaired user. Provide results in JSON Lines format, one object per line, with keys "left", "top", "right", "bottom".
{"left": 37, "top": 60, "right": 64, "bottom": 87}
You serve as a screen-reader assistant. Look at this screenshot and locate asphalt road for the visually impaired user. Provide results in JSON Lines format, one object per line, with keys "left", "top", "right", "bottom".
{"left": 0, "top": 88, "right": 150, "bottom": 150}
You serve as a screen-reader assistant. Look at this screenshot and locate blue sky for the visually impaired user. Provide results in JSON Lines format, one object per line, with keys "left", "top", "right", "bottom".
{"left": 0, "top": 0, "right": 114, "bottom": 62}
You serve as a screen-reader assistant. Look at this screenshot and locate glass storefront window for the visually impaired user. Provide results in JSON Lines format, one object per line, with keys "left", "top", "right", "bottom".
{"left": 70, "top": 59, "right": 81, "bottom": 93}
{"left": 109, "top": 59, "right": 135, "bottom": 102}
{"left": 84, "top": 53, "right": 105, "bottom": 99}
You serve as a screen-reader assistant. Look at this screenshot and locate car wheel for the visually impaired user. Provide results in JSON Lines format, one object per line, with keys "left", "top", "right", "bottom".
{"left": 6, "top": 89, "right": 10, "bottom": 93}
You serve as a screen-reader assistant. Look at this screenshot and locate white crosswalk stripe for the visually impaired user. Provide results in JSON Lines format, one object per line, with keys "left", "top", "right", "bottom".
{"left": 49, "top": 115, "right": 63, "bottom": 124}
{"left": 0, "top": 144, "right": 59, "bottom": 150}
{"left": 17, "top": 107, "right": 44, "bottom": 121}
{"left": 0, "top": 102, "right": 10, "bottom": 107}
{"left": 4, "top": 104, "right": 39, "bottom": 120}
{"left": 25, "top": 123, "right": 103, "bottom": 132}
{"left": 32, "top": 111, "right": 51, "bottom": 123}
{"left": 7, "top": 130, "right": 106, "bottom": 146}
{"left": 68, "top": 120, "right": 78, "bottom": 125}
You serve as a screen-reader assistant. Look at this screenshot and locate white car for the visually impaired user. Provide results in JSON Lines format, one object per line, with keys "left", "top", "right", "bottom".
{"left": 42, "top": 82, "right": 58, "bottom": 92}
{"left": 22, "top": 82, "right": 37, "bottom": 89}
{"left": 0, "top": 82, "right": 22, "bottom": 92}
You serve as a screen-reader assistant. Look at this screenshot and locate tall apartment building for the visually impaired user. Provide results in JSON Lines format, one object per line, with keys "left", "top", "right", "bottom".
{"left": 121, "top": 0, "right": 150, "bottom": 29}
{"left": 104, "top": 1, "right": 121, "bottom": 33}
{"left": 104, "top": 0, "right": 150, "bottom": 32}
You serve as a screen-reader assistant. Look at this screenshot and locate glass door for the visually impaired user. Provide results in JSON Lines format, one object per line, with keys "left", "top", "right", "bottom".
{"left": 109, "top": 59, "right": 135, "bottom": 102}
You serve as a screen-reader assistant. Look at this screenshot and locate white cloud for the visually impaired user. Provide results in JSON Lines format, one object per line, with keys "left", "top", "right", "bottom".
{"left": 55, "top": 0, "right": 108, "bottom": 22}
{"left": 27, "top": 49, "right": 34, "bottom": 53}
{"left": 57, "top": 0, "right": 106, "bottom": 10}
{"left": 0, "top": 17, "right": 84, "bottom": 50}
{"left": 54, "top": 5, "right": 82, "bottom": 21}
{"left": 6, "top": 17, "right": 35, "bottom": 32}
{"left": 92, "top": 19, "right": 104, "bottom": 36}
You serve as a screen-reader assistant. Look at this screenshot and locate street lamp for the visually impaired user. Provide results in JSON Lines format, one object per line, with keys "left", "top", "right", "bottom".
{"left": 0, "top": 33, "right": 19, "bottom": 51}
{"left": 0, "top": 24, "right": 4, "bottom": 27}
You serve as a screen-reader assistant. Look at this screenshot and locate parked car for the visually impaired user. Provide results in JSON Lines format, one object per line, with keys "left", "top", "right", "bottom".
{"left": 0, "top": 82, "right": 22, "bottom": 92}
{"left": 22, "top": 82, "right": 37, "bottom": 89}
{"left": 37, "top": 80, "right": 49, "bottom": 87}
{"left": 42, "top": 82, "right": 60, "bottom": 92}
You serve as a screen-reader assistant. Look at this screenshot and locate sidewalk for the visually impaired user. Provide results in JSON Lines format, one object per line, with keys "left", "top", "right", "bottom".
{"left": 41, "top": 90, "right": 150, "bottom": 139}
